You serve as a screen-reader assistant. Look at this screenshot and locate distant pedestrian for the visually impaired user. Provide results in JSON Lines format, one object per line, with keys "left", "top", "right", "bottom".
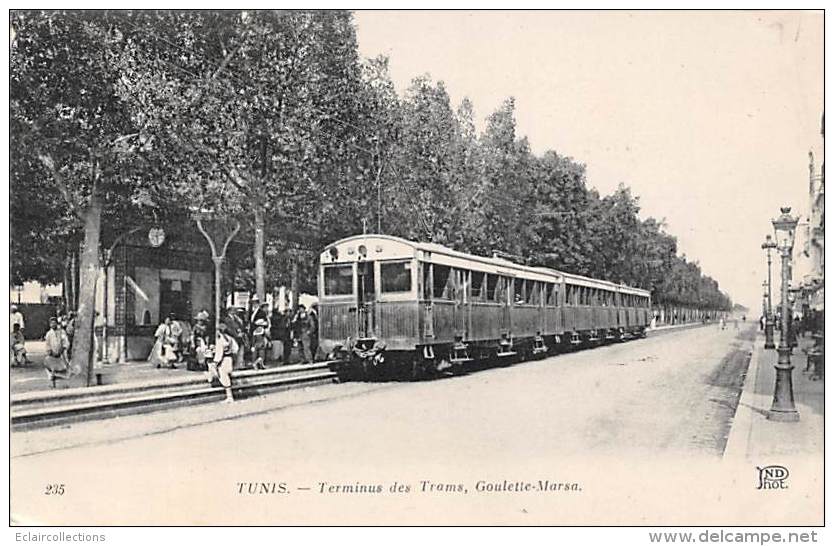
{"left": 759, "top": 315, "right": 765, "bottom": 331}
{"left": 10, "top": 323, "right": 27, "bottom": 366}
{"left": 150, "top": 313, "right": 179, "bottom": 369}
{"left": 292, "top": 304, "right": 312, "bottom": 364}
{"left": 64, "top": 311, "right": 76, "bottom": 356}
{"left": 10, "top": 304, "right": 25, "bottom": 334}
{"left": 248, "top": 297, "right": 270, "bottom": 335}
{"left": 270, "top": 307, "right": 284, "bottom": 362}
{"left": 719, "top": 317, "right": 726, "bottom": 330}
{"left": 272, "top": 308, "right": 292, "bottom": 364}
{"left": 189, "top": 310, "right": 211, "bottom": 371}
{"left": 43, "top": 317, "right": 77, "bottom": 386}
{"left": 308, "top": 303, "right": 320, "bottom": 362}
{"left": 209, "top": 322, "right": 236, "bottom": 403}
{"left": 250, "top": 319, "right": 269, "bottom": 370}
{"left": 223, "top": 307, "right": 246, "bottom": 369}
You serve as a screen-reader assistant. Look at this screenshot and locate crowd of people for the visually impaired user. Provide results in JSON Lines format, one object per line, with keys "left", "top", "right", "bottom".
{"left": 145, "top": 297, "right": 320, "bottom": 403}
{"left": 10, "top": 305, "right": 84, "bottom": 386}
{"left": 148, "top": 297, "right": 321, "bottom": 374}
{"left": 10, "top": 304, "right": 81, "bottom": 376}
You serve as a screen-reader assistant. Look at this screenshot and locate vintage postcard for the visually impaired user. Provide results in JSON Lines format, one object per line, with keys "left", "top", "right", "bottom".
{"left": 8, "top": 8, "right": 824, "bottom": 528}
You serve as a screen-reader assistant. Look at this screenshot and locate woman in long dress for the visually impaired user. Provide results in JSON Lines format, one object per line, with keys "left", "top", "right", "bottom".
{"left": 149, "top": 314, "right": 178, "bottom": 368}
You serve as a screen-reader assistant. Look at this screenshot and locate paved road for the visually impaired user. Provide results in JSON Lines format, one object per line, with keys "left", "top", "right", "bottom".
{"left": 13, "top": 324, "right": 774, "bottom": 526}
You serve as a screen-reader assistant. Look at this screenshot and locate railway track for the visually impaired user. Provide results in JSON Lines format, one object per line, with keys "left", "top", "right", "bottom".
{"left": 11, "top": 322, "right": 709, "bottom": 431}
{"left": 10, "top": 362, "right": 340, "bottom": 430}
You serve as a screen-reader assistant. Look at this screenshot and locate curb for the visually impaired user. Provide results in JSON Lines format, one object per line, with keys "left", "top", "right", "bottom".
{"left": 11, "top": 362, "right": 340, "bottom": 430}
{"left": 647, "top": 322, "right": 712, "bottom": 335}
{"left": 723, "top": 335, "right": 764, "bottom": 460}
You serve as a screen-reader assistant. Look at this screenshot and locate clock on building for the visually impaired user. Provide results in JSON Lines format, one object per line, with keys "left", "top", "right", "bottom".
{"left": 148, "top": 227, "right": 166, "bottom": 247}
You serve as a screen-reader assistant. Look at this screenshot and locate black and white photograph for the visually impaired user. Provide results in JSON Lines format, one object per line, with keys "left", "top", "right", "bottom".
{"left": 7, "top": 7, "right": 825, "bottom": 530}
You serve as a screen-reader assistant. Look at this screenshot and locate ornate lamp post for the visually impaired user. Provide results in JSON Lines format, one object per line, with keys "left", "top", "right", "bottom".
{"left": 767, "top": 207, "right": 799, "bottom": 422}
{"left": 761, "top": 281, "right": 768, "bottom": 330}
{"left": 761, "top": 234, "right": 777, "bottom": 349}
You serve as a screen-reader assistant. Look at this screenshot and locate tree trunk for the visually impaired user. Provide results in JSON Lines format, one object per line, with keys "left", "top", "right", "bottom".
{"left": 213, "top": 257, "right": 223, "bottom": 340}
{"left": 254, "top": 206, "right": 266, "bottom": 301}
{"left": 291, "top": 257, "right": 299, "bottom": 310}
{"left": 63, "top": 253, "right": 73, "bottom": 312}
{"left": 71, "top": 192, "right": 103, "bottom": 386}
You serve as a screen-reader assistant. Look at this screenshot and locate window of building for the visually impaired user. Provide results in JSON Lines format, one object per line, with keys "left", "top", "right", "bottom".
{"left": 380, "top": 261, "right": 412, "bottom": 293}
{"left": 323, "top": 265, "right": 353, "bottom": 296}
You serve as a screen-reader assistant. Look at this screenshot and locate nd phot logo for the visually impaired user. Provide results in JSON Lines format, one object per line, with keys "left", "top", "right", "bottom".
{"left": 756, "top": 465, "right": 789, "bottom": 490}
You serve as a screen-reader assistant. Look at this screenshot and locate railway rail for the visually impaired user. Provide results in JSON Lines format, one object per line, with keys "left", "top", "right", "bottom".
{"left": 11, "top": 362, "right": 339, "bottom": 430}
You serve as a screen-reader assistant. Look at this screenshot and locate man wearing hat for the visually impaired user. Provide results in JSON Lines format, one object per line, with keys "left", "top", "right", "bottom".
{"left": 248, "top": 296, "right": 270, "bottom": 334}
{"left": 10, "top": 304, "right": 25, "bottom": 333}
{"left": 189, "top": 310, "right": 211, "bottom": 371}
{"left": 250, "top": 319, "right": 270, "bottom": 370}
{"left": 223, "top": 307, "right": 247, "bottom": 369}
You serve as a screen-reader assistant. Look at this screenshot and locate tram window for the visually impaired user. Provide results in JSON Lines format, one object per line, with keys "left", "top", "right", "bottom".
{"left": 323, "top": 265, "right": 353, "bottom": 296}
{"left": 545, "top": 283, "right": 556, "bottom": 306}
{"left": 528, "top": 281, "right": 541, "bottom": 305}
{"left": 495, "top": 276, "right": 509, "bottom": 303}
{"left": 433, "top": 265, "right": 452, "bottom": 299}
{"left": 380, "top": 261, "right": 412, "bottom": 293}
{"left": 471, "top": 272, "right": 485, "bottom": 301}
{"left": 515, "top": 279, "right": 530, "bottom": 305}
{"left": 486, "top": 274, "right": 497, "bottom": 301}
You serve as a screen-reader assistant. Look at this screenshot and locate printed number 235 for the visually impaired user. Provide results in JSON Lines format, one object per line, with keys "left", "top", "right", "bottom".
{"left": 45, "top": 484, "right": 65, "bottom": 496}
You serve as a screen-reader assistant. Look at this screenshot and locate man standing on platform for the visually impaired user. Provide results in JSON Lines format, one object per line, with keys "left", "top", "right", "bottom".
{"left": 223, "top": 307, "right": 246, "bottom": 369}
{"left": 308, "top": 303, "right": 320, "bottom": 362}
{"left": 209, "top": 322, "right": 236, "bottom": 403}
{"left": 43, "top": 317, "right": 76, "bottom": 386}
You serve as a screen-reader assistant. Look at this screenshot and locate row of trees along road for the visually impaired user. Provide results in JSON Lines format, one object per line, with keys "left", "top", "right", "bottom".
{"left": 10, "top": 10, "right": 733, "bottom": 384}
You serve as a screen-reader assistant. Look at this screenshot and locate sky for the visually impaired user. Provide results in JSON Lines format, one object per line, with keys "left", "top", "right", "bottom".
{"left": 353, "top": 10, "right": 824, "bottom": 311}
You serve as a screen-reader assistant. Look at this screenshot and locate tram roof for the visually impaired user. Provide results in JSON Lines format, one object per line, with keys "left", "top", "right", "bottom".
{"left": 324, "top": 234, "right": 650, "bottom": 297}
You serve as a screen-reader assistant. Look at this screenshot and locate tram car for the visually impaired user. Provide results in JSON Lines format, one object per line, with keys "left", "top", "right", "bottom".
{"left": 318, "top": 234, "right": 652, "bottom": 379}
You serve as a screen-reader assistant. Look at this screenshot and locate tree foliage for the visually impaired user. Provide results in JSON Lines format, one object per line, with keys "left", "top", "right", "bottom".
{"left": 10, "top": 9, "right": 733, "bottom": 314}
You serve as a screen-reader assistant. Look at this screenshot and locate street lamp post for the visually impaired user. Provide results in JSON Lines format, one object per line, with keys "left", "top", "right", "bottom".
{"left": 761, "top": 234, "right": 777, "bottom": 349}
{"left": 767, "top": 207, "right": 800, "bottom": 422}
{"left": 761, "top": 281, "right": 768, "bottom": 330}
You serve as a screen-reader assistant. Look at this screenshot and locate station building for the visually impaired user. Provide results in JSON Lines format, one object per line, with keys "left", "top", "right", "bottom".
{"left": 97, "top": 226, "right": 219, "bottom": 362}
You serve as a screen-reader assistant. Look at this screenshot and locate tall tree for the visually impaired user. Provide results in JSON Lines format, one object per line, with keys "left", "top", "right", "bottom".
{"left": 10, "top": 10, "right": 155, "bottom": 384}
